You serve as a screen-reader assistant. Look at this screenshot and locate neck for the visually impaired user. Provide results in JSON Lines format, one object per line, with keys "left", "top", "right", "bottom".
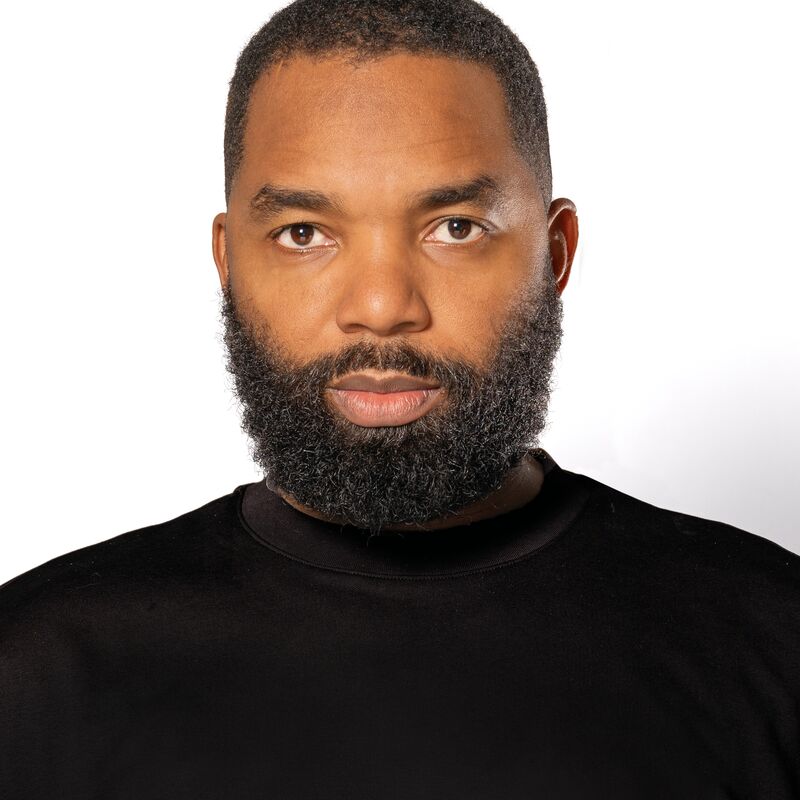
{"left": 276, "top": 452, "right": 545, "bottom": 532}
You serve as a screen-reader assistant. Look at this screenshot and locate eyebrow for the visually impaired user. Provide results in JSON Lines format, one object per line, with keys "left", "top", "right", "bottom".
{"left": 412, "top": 174, "right": 503, "bottom": 212}
{"left": 249, "top": 185, "right": 343, "bottom": 221}
{"left": 248, "top": 173, "right": 504, "bottom": 222}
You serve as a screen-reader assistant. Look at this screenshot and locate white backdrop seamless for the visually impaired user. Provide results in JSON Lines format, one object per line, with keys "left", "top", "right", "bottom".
{"left": 1, "top": 1, "right": 798, "bottom": 585}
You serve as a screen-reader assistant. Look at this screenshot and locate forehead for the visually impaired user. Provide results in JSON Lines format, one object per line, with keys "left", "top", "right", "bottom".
{"left": 235, "top": 51, "right": 534, "bottom": 206}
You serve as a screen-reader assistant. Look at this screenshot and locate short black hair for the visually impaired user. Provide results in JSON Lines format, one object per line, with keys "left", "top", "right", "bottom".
{"left": 224, "top": 0, "right": 552, "bottom": 207}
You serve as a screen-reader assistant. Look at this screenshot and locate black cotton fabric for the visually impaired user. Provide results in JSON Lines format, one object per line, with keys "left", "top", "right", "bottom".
{"left": 1, "top": 452, "right": 799, "bottom": 799}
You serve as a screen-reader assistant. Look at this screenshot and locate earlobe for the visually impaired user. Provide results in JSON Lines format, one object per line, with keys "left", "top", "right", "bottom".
{"left": 546, "top": 198, "right": 579, "bottom": 295}
{"left": 212, "top": 212, "right": 229, "bottom": 289}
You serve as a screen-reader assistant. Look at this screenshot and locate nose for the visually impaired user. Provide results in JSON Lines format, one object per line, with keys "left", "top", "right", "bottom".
{"left": 335, "top": 234, "right": 432, "bottom": 337}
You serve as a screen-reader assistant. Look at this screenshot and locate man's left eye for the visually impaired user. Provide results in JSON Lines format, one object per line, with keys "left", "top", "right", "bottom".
{"left": 426, "top": 218, "right": 488, "bottom": 245}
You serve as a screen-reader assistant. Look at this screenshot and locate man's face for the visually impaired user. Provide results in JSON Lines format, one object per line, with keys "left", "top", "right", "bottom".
{"left": 214, "top": 52, "right": 572, "bottom": 531}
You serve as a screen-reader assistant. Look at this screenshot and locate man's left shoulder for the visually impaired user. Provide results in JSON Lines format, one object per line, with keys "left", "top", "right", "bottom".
{"left": 585, "top": 475, "right": 800, "bottom": 592}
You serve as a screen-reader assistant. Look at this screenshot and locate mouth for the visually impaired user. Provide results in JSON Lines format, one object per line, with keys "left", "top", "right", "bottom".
{"left": 326, "top": 372, "right": 444, "bottom": 427}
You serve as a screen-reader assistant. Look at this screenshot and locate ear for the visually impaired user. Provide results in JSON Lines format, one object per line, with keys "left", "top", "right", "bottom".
{"left": 546, "top": 198, "right": 579, "bottom": 294}
{"left": 212, "top": 212, "right": 229, "bottom": 289}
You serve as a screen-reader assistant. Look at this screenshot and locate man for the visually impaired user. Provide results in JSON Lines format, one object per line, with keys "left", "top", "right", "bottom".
{"left": 1, "top": 1, "right": 798, "bottom": 797}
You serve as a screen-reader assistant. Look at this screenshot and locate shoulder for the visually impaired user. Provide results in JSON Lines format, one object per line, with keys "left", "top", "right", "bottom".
{"left": 570, "top": 470, "right": 800, "bottom": 595}
{"left": 0, "top": 486, "right": 248, "bottom": 624}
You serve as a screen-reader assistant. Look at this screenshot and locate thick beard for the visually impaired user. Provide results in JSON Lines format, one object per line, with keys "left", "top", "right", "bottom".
{"left": 220, "top": 268, "right": 563, "bottom": 533}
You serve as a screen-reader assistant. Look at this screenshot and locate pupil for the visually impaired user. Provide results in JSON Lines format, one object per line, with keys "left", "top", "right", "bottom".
{"left": 291, "top": 224, "right": 314, "bottom": 245}
{"left": 448, "top": 219, "right": 471, "bottom": 240}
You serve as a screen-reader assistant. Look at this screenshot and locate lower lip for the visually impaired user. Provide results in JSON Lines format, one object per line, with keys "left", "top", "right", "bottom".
{"left": 327, "top": 388, "right": 444, "bottom": 427}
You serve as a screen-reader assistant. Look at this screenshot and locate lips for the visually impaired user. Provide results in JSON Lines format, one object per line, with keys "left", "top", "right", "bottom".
{"left": 326, "top": 372, "right": 444, "bottom": 427}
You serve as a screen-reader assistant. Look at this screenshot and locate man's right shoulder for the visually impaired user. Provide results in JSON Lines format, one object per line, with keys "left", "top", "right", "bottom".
{"left": 0, "top": 486, "right": 247, "bottom": 621}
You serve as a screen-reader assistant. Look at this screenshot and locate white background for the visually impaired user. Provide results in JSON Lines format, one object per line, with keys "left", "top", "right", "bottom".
{"left": 1, "top": 1, "right": 798, "bottom": 585}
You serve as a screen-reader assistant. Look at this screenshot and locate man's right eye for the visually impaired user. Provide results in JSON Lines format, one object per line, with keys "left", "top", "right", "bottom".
{"left": 271, "top": 223, "right": 336, "bottom": 250}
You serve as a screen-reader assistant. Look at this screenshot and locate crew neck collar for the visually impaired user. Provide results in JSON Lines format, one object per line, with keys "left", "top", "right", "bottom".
{"left": 237, "top": 450, "right": 595, "bottom": 578}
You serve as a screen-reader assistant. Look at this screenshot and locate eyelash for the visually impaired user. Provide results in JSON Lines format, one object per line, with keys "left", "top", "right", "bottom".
{"left": 269, "top": 217, "right": 491, "bottom": 250}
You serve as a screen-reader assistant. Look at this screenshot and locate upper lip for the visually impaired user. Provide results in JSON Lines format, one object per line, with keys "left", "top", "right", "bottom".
{"left": 328, "top": 373, "right": 441, "bottom": 393}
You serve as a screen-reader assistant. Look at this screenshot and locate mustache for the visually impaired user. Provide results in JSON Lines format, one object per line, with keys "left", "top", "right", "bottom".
{"left": 296, "top": 339, "right": 478, "bottom": 394}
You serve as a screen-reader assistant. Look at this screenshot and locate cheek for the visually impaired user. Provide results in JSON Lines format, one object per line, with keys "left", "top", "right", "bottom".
{"left": 426, "top": 252, "right": 538, "bottom": 361}
{"left": 244, "top": 277, "right": 337, "bottom": 358}
{"left": 228, "top": 238, "right": 338, "bottom": 357}
{"left": 428, "top": 293, "right": 509, "bottom": 365}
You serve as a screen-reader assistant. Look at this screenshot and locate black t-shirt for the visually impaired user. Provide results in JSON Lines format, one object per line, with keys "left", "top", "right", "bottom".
{"left": 1, "top": 452, "right": 798, "bottom": 799}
